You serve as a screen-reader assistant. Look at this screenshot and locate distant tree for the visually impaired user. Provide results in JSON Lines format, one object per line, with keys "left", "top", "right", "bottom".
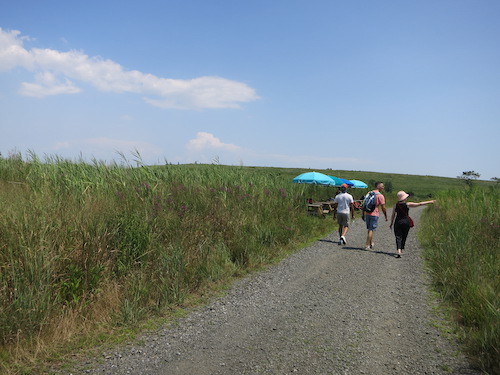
{"left": 457, "top": 171, "right": 481, "bottom": 187}
{"left": 385, "top": 180, "right": 393, "bottom": 193}
{"left": 491, "top": 177, "right": 500, "bottom": 184}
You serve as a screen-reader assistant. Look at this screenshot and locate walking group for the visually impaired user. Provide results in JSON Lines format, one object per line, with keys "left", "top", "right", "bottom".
{"left": 332, "top": 181, "right": 436, "bottom": 258}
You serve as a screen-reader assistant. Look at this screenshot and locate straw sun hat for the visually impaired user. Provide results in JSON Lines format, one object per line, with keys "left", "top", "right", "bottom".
{"left": 397, "top": 191, "right": 410, "bottom": 202}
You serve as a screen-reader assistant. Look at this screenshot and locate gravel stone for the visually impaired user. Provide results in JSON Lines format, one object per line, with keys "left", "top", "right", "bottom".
{"left": 55, "top": 207, "right": 480, "bottom": 375}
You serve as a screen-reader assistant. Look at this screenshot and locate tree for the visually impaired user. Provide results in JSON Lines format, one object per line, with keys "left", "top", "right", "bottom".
{"left": 491, "top": 177, "right": 500, "bottom": 184}
{"left": 457, "top": 171, "right": 480, "bottom": 187}
{"left": 385, "top": 180, "right": 393, "bottom": 193}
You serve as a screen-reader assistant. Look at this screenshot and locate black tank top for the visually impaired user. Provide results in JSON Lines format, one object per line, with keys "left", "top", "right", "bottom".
{"left": 395, "top": 202, "right": 410, "bottom": 222}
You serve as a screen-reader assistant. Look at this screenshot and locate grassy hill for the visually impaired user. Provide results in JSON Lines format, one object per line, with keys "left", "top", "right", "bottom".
{"left": 174, "top": 163, "right": 495, "bottom": 202}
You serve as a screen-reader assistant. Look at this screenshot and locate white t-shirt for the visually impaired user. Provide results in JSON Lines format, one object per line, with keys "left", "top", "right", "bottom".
{"left": 334, "top": 192, "right": 354, "bottom": 214}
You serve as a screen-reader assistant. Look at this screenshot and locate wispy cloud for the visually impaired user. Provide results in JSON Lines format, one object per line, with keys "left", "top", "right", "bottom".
{"left": 52, "top": 137, "right": 164, "bottom": 162}
{"left": 19, "top": 71, "right": 80, "bottom": 97}
{"left": 0, "top": 28, "right": 259, "bottom": 109}
{"left": 184, "top": 132, "right": 370, "bottom": 169}
{"left": 120, "top": 114, "right": 134, "bottom": 121}
{"left": 256, "top": 153, "right": 366, "bottom": 166}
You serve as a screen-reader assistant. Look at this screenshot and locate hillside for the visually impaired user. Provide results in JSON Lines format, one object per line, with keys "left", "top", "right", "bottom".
{"left": 163, "top": 164, "right": 495, "bottom": 201}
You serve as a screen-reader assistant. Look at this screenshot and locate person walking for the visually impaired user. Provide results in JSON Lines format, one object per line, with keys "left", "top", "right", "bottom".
{"left": 333, "top": 183, "right": 355, "bottom": 245}
{"left": 389, "top": 191, "right": 436, "bottom": 258}
{"left": 363, "top": 181, "right": 387, "bottom": 250}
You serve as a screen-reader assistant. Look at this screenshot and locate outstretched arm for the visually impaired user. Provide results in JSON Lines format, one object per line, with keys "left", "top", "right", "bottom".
{"left": 407, "top": 200, "right": 436, "bottom": 208}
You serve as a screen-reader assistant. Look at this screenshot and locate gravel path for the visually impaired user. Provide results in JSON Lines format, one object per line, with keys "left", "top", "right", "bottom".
{"left": 61, "top": 206, "right": 480, "bottom": 375}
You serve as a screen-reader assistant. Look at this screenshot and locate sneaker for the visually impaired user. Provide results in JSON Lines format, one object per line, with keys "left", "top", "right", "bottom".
{"left": 340, "top": 236, "right": 347, "bottom": 245}
{"left": 365, "top": 246, "right": 371, "bottom": 250}
{"left": 338, "top": 238, "right": 342, "bottom": 245}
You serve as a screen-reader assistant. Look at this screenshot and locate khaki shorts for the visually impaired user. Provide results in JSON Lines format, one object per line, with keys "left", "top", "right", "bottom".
{"left": 336, "top": 213, "right": 350, "bottom": 227}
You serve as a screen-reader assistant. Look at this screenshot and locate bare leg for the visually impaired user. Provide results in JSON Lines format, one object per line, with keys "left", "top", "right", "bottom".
{"left": 342, "top": 226, "right": 349, "bottom": 237}
{"left": 366, "top": 230, "right": 373, "bottom": 248}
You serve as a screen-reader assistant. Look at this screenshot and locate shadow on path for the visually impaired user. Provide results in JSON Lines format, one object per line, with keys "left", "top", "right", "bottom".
{"left": 319, "top": 240, "right": 400, "bottom": 258}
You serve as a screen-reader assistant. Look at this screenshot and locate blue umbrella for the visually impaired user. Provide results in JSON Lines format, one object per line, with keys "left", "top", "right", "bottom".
{"left": 292, "top": 172, "right": 335, "bottom": 186}
{"left": 328, "top": 176, "right": 354, "bottom": 187}
{"left": 327, "top": 176, "right": 345, "bottom": 187}
{"left": 339, "top": 178, "right": 354, "bottom": 186}
{"left": 350, "top": 179, "right": 368, "bottom": 188}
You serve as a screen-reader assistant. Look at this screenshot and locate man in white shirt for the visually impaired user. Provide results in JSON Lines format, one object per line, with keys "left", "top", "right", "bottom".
{"left": 333, "top": 183, "right": 355, "bottom": 245}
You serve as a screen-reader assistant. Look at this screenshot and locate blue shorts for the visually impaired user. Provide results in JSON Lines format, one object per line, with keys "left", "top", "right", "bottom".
{"left": 365, "top": 215, "right": 379, "bottom": 231}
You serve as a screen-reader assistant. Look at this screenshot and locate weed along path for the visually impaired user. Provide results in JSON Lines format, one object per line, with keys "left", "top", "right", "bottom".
{"left": 64, "top": 206, "right": 479, "bottom": 375}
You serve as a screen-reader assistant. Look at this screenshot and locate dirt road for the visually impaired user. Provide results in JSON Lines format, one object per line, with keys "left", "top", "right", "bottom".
{"left": 64, "top": 206, "right": 479, "bottom": 374}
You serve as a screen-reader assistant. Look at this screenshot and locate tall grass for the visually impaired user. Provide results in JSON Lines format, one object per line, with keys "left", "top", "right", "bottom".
{"left": 0, "top": 153, "right": 338, "bottom": 373}
{"left": 420, "top": 187, "right": 499, "bottom": 374}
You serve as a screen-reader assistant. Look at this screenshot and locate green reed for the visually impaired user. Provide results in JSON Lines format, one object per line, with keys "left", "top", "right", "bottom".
{"left": 0, "top": 153, "right": 336, "bottom": 372}
{"left": 420, "top": 187, "right": 499, "bottom": 374}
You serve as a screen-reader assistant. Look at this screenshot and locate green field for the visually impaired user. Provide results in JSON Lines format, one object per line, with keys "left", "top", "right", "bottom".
{"left": 420, "top": 187, "right": 499, "bottom": 374}
{"left": 0, "top": 154, "right": 497, "bottom": 374}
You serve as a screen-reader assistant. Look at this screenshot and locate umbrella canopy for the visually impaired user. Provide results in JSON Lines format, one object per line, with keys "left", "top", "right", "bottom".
{"left": 339, "top": 178, "right": 354, "bottom": 186}
{"left": 292, "top": 172, "right": 335, "bottom": 186}
{"left": 328, "top": 176, "right": 354, "bottom": 187}
{"left": 350, "top": 179, "right": 368, "bottom": 188}
{"left": 327, "top": 176, "right": 345, "bottom": 187}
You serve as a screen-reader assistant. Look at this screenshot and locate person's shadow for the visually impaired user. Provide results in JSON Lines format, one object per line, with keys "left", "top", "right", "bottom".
{"left": 319, "top": 239, "right": 339, "bottom": 245}
{"left": 319, "top": 240, "right": 399, "bottom": 258}
{"left": 343, "top": 246, "right": 399, "bottom": 258}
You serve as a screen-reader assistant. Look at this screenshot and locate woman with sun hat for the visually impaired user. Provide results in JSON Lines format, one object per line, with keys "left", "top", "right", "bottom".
{"left": 389, "top": 191, "right": 436, "bottom": 258}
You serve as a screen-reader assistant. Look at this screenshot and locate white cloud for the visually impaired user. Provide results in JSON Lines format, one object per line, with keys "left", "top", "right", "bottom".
{"left": 0, "top": 29, "right": 33, "bottom": 70}
{"left": 0, "top": 28, "right": 259, "bottom": 109}
{"left": 187, "top": 132, "right": 241, "bottom": 152}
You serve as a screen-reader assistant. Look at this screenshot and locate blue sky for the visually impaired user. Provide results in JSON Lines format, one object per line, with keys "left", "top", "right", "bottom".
{"left": 1, "top": 0, "right": 499, "bottom": 179}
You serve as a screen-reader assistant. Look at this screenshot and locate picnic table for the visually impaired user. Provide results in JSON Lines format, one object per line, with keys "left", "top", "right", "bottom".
{"left": 307, "top": 200, "right": 364, "bottom": 216}
{"left": 307, "top": 201, "right": 336, "bottom": 216}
